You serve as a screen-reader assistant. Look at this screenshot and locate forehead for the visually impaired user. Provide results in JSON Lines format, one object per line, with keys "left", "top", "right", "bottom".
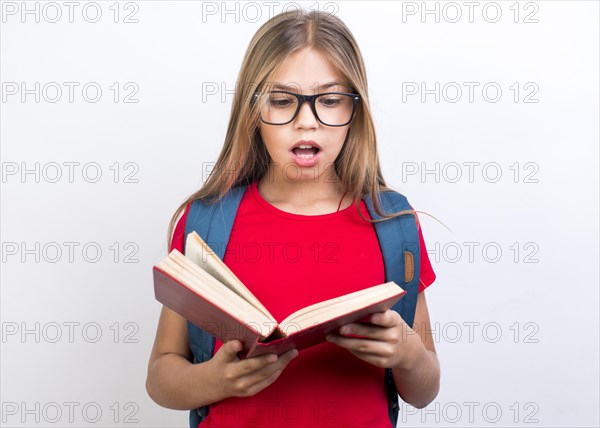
{"left": 266, "top": 48, "right": 349, "bottom": 93}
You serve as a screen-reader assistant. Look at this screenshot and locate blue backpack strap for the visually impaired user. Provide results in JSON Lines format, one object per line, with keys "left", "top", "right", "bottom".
{"left": 183, "top": 185, "right": 248, "bottom": 428}
{"left": 363, "top": 190, "right": 421, "bottom": 428}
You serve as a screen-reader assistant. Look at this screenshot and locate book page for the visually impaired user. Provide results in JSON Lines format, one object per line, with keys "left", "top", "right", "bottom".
{"left": 279, "top": 282, "right": 404, "bottom": 332}
{"left": 185, "top": 232, "right": 274, "bottom": 320}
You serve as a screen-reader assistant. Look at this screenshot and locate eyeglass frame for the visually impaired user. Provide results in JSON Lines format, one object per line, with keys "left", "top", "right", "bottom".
{"left": 253, "top": 90, "right": 361, "bottom": 127}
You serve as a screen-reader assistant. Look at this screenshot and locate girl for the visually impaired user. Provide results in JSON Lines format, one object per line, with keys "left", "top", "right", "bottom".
{"left": 146, "top": 9, "right": 440, "bottom": 428}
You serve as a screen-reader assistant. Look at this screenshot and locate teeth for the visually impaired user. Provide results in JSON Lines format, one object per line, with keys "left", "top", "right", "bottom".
{"left": 297, "top": 144, "right": 314, "bottom": 149}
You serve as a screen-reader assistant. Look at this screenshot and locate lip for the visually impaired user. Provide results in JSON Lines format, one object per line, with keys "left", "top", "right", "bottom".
{"left": 290, "top": 140, "right": 322, "bottom": 151}
{"left": 289, "top": 140, "right": 322, "bottom": 168}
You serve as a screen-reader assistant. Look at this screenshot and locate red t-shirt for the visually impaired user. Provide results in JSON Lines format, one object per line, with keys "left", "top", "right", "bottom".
{"left": 170, "top": 182, "right": 437, "bottom": 428}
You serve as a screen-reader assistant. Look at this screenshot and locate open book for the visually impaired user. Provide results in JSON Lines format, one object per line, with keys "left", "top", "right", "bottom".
{"left": 153, "top": 231, "right": 406, "bottom": 358}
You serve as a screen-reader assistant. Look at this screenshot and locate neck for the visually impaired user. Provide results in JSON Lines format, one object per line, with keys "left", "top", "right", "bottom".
{"left": 257, "top": 169, "right": 346, "bottom": 211}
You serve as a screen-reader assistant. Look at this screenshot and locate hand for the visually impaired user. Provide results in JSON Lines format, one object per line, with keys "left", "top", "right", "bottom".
{"left": 208, "top": 340, "right": 298, "bottom": 399}
{"left": 326, "top": 310, "right": 422, "bottom": 370}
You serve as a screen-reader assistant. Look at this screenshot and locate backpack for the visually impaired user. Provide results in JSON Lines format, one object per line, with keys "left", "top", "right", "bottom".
{"left": 183, "top": 184, "right": 421, "bottom": 428}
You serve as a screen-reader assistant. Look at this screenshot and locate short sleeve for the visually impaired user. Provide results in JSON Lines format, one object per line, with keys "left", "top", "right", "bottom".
{"left": 411, "top": 206, "right": 437, "bottom": 293}
{"left": 169, "top": 203, "right": 191, "bottom": 253}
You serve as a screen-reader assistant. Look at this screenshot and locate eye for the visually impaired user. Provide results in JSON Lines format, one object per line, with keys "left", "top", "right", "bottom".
{"left": 319, "top": 95, "right": 342, "bottom": 107}
{"left": 274, "top": 99, "right": 292, "bottom": 107}
{"left": 268, "top": 93, "right": 295, "bottom": 108}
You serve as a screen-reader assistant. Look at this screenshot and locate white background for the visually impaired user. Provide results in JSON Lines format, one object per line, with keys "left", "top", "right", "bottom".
{"left": 1, "top": 1, "right": 598, "bottom": 427}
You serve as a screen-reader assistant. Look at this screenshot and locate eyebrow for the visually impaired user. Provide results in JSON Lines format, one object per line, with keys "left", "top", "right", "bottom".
{"left": 270, "top": 81, "right": 348, "bottom": 92}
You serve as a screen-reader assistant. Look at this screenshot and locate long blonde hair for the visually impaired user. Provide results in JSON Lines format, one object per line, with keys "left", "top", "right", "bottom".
{"left": 167, "top": 9, "right": 424, "bottom": 250}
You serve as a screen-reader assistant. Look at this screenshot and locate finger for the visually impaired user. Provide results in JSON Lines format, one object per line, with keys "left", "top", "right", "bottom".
{"left": 218, "top": 341, "right": 277, "bottom": 373}
{"left": 249, "top": 348, "right": 298, "bottom": 375}
{"left": 369, "top": 310, "right": 403, "bottom": 328}
{"left": 326, "top": 335, "right": 393, "bottom": 360}
{"left": 236, "top": 349, "right": 298, "bottom": 390}
{"left": 219, "top": 340, "right": 244, "bottom": 361}
{"left": 338, "top": 323, "right": 402, "bottom": 342}
{"left": 237, "top": 347, "right": 297, "bottom": 376}
{"left": 277, "top": 348, "right": 299, "bottom": 365}
{"left": 326, "top": 335, "right": 392, "bottom": 368}
{"left": 345, "top": 349, "right": 390, "bottom": 368}
{"left": 236, "top": 352, "right": 279, "bottom": 374}
{"left": 338, "top": 323, "right": 383, "bottom": 338}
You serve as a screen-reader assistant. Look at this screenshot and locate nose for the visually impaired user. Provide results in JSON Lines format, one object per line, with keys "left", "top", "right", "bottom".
{"left": 294, "top": 99, "right": 319, "bottom": 128}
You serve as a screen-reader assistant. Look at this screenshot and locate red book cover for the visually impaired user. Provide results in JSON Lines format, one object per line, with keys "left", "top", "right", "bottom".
{"left": 153, "top": 265, "right": 405, "bottom": 358}
{"left": 243, "top": 292, "right": 404, "bottom": 357}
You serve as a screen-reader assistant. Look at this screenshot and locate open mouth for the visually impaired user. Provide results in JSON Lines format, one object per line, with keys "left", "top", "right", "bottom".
{"left": 291, "top": 145, "right": 320, "bottom": 158}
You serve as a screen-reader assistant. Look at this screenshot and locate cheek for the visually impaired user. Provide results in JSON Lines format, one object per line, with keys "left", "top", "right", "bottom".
{"left": 258, "top": 127, "right": 286, "bottom": 156}
{"left": 331, "top": 129, "right": 350, "bottom": 148}
{"left": 258, "top": 125, "right": 272, "bottom": 147}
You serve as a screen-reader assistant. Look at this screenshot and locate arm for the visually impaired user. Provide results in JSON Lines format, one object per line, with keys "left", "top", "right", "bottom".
{"left": 391, "top": 290, "right": 440, "bottom": 408}
{"left": 145, "top": 305, "right": 298, "bottom": 410}
{"left": 326, "top": 290, "right": 440, "bottom": 409}
{"left": 145, "top": 305, "right": 221, "bottom": 410}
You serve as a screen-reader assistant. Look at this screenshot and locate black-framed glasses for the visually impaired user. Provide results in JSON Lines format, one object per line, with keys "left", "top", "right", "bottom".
{"left": 254, "top": 90, "right": 361, "bottom": 126}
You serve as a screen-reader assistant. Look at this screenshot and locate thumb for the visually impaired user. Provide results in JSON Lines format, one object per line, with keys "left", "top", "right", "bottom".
{"left": 218, "top": 340, "right": 243, "bottom": 361}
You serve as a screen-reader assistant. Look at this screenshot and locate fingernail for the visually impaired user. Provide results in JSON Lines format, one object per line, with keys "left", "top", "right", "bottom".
{"left": 340, "top": 326, "right": 349, "bottom": 335}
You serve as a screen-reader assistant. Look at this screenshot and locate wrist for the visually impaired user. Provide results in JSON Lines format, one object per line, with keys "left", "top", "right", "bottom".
{"left": 188, "top": 358, "right": 229, "bottom": 407}
{"left": 393, "top": 333, "right": 428, "bottom": 372}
